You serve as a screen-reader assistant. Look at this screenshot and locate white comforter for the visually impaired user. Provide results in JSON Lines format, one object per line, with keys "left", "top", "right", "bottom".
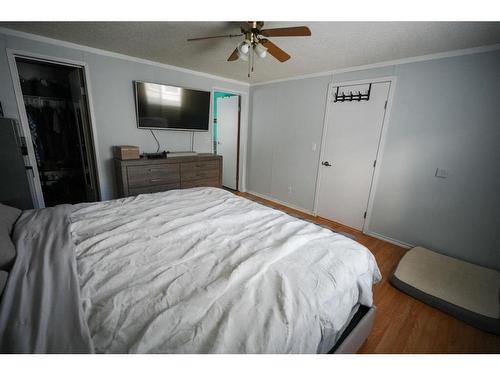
{"left": 70, "top": 188, "right": 381, "bottom": 353}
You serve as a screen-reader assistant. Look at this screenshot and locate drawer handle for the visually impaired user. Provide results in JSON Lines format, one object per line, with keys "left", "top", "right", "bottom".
{"left": 150, "top": 178, "right": 163, "bottom": 182}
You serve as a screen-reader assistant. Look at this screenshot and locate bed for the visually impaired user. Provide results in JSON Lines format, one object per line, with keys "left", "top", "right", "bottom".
{"left": 0, "top": 187, "right": 380, "bottom": 353}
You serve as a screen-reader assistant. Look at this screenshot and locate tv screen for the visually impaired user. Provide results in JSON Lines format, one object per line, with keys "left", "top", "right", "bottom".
{"left": 134, "top": 81, "right": 210, "bottom": 131}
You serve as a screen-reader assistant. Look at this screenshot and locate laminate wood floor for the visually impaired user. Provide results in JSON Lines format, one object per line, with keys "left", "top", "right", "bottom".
{"left": 237, "top": 192, "right": 500, "bottom": 354}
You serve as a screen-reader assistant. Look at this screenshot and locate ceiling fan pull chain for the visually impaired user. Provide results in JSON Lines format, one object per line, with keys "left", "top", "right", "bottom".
{"left": 248, "top": 52, "right": 251, "bottom": 78}
{"left": 251, "top": 47, "right": 255, "bottom": 73}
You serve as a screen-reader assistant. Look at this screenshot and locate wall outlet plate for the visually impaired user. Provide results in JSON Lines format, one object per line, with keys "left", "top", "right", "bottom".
{"left": 435, "top": 168, "right": 449, "bottom": 178}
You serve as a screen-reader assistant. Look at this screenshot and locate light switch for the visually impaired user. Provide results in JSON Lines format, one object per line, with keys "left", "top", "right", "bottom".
{"left": 435, "top": 168, "right": 449, "bottom": 178}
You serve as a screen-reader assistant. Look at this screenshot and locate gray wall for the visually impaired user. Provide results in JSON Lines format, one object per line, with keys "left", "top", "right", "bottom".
{"left": 247, "top": 76, "right": 331, "bottom": 211}
{"left": 248, "top": 50, "right": 500, "bottom": 269}
{"left": 0, "top": 31, "right": 249, "bottom": 200}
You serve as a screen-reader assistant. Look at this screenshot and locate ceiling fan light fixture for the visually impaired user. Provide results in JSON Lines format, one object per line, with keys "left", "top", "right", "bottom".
{"left": 238, "top": 40, "right": 250, "bottom": 54}
{"left": 254, "top": 42, "right": 267, "bottom": 59}
{"left": 237, "top": 50, "right": 249, "bottom": 61}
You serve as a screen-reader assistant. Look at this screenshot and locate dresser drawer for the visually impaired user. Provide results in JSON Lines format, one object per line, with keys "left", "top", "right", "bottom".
{"left": 128, "top": 182, "right": 180, "bottom": 196}
{"left": 127, "top": 164, "right": 180, "bottom": 187}
{"left": 181, "top": 177, "right": 220, "bottom": 189}
{"left": 181, "top": 160, "right": 219, "bottom": 173}
{"left": 115, "top": 155, "right": 222, "bottom": 198}
{"left": 181, "top": 167, "right": 220, "bottom": 182}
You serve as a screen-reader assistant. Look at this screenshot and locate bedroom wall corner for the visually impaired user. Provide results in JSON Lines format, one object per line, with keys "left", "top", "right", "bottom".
{"left": 0, "top": 29, "right": 250, "bottom": 201}
{"left": 365, "top": 50, "right": 500, "bottom": 270}
{"left": 248, "top": 48, "right": 500, "bottom": 270}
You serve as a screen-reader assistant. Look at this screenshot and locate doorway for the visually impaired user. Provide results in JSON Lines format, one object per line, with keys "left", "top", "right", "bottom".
{"left": 315, "top": 79, "right": 392, "bottom": 230}
{"left": 12, "top": 55, "right": 100, "bottom": 208}
{"left": 213, "top": 91, "right": 241, "bottom": 191}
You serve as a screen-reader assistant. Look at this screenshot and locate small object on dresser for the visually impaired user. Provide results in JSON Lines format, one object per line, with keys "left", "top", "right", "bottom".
{"left": 143, "top": 151, "right": 167, "bottom": 159}
{"left": 114, "top": 145, "right": 140, "bottom": 160}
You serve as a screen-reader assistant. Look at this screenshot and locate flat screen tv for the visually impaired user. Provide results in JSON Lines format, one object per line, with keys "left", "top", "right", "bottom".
{"left": 134, "top": 81, "right": 210, "bottom": 131}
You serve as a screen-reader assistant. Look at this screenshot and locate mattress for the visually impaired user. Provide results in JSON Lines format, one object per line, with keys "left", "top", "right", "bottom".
{"left": 0, "top": 187, "right": 381, "bottom": 353}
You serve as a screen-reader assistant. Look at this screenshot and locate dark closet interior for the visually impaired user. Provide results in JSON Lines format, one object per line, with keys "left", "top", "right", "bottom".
{"left": 17, "top": 58, "right": 99, "bottom": 207}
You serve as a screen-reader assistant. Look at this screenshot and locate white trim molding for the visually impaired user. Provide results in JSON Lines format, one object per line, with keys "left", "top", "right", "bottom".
{"left": 0, "top": 27, "right": 250, "bottom": 87}
{"left": 363, "top": 230, "right": 413, "bottom": 249}
{"left": 250, "top": 43, "right": 500, "bottom": 87}
{"left": 245, "top": 190, "right": 314, "bottom": 216}
{"left": 6, "top": 48, "right": 105, "bottom": 206}
{"left": 212, "top": 86, "right": 249, "bottom": 193}
{"left": 6, "top": 50, "right": 45, "bottom": 208}
{"left": 246, "top": 190, "right": 413, "bottom": 249}
{"left": 2, "top": 26, "right": 499, "bottom": 88}
{"left": 362, "top": 76, "right": 397, "bottom": 235}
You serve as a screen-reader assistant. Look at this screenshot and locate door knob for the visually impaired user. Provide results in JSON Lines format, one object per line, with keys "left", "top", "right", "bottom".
{"left": 321, "top": 161, "right": 332, "bottom": 167}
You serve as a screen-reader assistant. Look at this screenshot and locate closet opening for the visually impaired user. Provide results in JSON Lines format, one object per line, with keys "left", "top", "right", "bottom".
{"left": 14, "top": 56, "right": 100, "bottom": 207}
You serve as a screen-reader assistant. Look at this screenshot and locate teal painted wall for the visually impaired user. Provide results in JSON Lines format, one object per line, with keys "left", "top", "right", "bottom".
{"left": 213, "top": 91, "right": 237, "bottom": 152}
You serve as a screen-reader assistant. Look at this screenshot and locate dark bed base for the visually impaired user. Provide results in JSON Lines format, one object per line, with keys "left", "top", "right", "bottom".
{"left": 328, "top": 305, "right": 376, "bottom": 354}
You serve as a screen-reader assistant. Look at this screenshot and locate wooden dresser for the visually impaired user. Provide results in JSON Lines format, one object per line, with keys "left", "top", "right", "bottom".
{"left": 114, "top": 154, "right": 222, "bottom": 197}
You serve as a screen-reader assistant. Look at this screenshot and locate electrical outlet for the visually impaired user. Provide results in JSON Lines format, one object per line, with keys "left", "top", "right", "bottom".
{"left": 288, "top": 186, "right": 293, "bottom": 195}
{"left": 435, "top": 168, "right": 449, "bottom": 178}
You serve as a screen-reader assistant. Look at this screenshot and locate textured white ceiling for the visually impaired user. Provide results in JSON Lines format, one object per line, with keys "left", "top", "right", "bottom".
{"left": 2, "top": 22, "right": 500, "bottom": 83}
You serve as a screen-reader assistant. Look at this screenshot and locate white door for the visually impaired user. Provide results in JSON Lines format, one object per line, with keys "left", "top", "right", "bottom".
{"left": 316, "top": 81, "right": 391, "bottom": 230}
{"left": 217, "top": 96, "right": 239, "bottom": 190}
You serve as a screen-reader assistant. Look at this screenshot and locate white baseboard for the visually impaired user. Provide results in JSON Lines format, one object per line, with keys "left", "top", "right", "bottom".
{"left": 245, "top": 191, "right": 412, "bottom": 249}
{"left": 362, "top": 230, "right": 413, "bottom": 249}
{"left": 245, "top": 191, "right": 314, "bottom": 216}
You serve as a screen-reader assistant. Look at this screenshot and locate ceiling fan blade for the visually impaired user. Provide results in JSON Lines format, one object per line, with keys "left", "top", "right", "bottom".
{"left": 260, "top": 26, "right": 311, "bottom": 37}
{"left": 187, "top": 33, "right": 242, "bottom": 42}
{"left": 260, "top": 39, "right": 290, "bottom": 62}
{"left": 227, "top": 48, "right": 239, "bottom": 61}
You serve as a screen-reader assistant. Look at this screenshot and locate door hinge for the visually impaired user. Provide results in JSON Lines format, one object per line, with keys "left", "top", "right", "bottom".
{"left": 373, "top": 160, "right": 377, "bottom": 167}
{"left": 364, "top": 211, "right": 367, "bottom": 219}
{"left": 20, "top": 136, "right": 28, "bottom": 155}
{"left": 384, "top": 100, "right": 388, "bottom": 110}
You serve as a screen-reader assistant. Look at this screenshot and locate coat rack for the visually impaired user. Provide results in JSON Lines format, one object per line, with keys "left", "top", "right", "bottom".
{"left": 333, "top": 83, "right": 372, "bottom": 103}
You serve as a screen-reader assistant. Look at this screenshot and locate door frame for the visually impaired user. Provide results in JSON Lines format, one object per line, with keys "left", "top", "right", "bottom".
{"left": 312, "top": 76, "right": 397, "bottom": 233}
{"left": 6, "top": 49, "right": 103, "bottom": 207}
{"left": 211, "top": 87, "right": 244, "bottom": 191}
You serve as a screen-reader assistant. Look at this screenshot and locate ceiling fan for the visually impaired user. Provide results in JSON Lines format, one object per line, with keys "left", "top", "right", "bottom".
{"left": 187, "top": 22, "right": 311, "bottom": 77}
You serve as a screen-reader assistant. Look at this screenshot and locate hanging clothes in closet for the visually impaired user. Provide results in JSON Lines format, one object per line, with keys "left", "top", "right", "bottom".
{"left": 22, "top": 94, "right": 87, "bottom": 206}
{"left": 24, "top": 97, "right": 75, "bottom": 165}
